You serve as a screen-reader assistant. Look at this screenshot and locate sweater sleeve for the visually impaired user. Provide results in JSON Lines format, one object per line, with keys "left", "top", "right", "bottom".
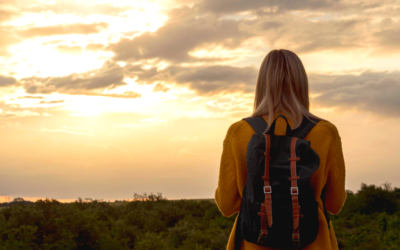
{"left": 215, "top": 124, "right": 241, "bottom": 217}
{"left": 324, "top": 125, "right": 347, "bottom": 215}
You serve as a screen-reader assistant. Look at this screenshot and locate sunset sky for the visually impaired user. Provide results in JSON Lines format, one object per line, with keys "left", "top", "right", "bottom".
{"left": 0, "top": 0, "right": 399, "bottom": 202}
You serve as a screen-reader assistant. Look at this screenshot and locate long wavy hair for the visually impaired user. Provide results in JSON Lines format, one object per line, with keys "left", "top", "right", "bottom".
{"left": 252, "top": 49, "right": 323, "bottom": 133}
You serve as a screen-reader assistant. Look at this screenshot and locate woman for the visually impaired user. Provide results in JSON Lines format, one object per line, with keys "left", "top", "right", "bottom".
{"left": 215, "top": 49, "right": 346, "bottom": 250}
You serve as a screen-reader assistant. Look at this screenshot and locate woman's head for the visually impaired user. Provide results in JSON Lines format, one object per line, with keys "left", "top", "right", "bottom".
{"left": 252, "top": 49, "right": 322, "bottom": 132}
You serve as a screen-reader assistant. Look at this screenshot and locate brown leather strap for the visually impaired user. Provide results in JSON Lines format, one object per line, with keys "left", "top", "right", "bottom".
{"left": 264, "top": 134, "right": 273, "bottom": 228}
{"left": 257, "top": 134, "right": 272, "bottom": 244}
{"left": 257, "top": 204, "right": 268, "bottom": 243}
{"left": 289, "top": 137, "right": 301, "bottom": 247}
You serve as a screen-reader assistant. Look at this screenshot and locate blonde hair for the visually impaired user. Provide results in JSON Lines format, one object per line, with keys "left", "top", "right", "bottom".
{"left": 252, "top": 49, "right": 323, "bottom": 133}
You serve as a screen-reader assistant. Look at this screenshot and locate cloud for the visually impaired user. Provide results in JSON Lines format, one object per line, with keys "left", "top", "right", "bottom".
{"left": 243, "top": 15, "right": 369, "bottom": 54}
{"left": 128, "top": 63, "right": 400, "bottom": 117}
{"left": 56, "top": 45, "right": 83, "bottom": 54}
{"left": 17, "top": 61, "right": 142, "bottom": 99}
{"left": 108, "top": 6, "right": 252, "bottom": 62}
{"left": 259, "top": 21, "right": 285, "bottom": 30}
{"left": 87, "top": 91, "right": 141, "bottom": 99}
{"left": 4, "top": 0, "right": 399, "bottom": 117}
{"left": 23, "top": 73, "right": 125, "bottom": 94}
{"left": 21, "top": 1, "right": 129, "bottom": 16}
{"left": 107, "top": 1, "right": 391, "bottom": 64}
{"left": 0, "top": 10, "right": 17, "bottom": 23}
{"left": 0, "top": 28, "right": 21, "bottom": 56}
{"left": 19, "top": 23, "right": 109, "bottom": 38}
{"left": 312, "top": 70, "right": 400, "bottom": 116}
{"left": 85, "top": 43, "right": 106, "bottom": 52}
{"left": 127, "top": 65, "right": 164, "bottom": 83}
{"left": 174, "top": 65, "right": 257, "bottom": 94}
{"left": 199, "top": 0, "right": 341, "bottom": 14}
{"left": 372, "top": 19, "right": 400, "bottom": 53}
{"left": 152, "top": 83, "right": 170, "bottom": 93}
{"left": 21, "top": 62, "right": 128, "bottom": 95}
{"left": 309, "top": 70, "right": 388, "bottom": 93}
{"left": 129, "top": 64, "right": 257, "bottom": 95}
{"left": 39, "top": 100, "right": 65, "bottom": 104}
{"left": 239, "top": 3, "right": 400, "bottom": 56}
{"left": 17, "top": 95, "right": 44, "bottom": 99}
{"left": 0, "top": 75, "right": 17, "bottom": 87}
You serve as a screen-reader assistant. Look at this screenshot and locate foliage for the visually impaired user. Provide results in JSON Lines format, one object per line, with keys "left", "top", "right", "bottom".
{"left": 330, "top": 182, "right": 400, "bottom": 250}
{"left": 0, "top": 193, "right": 234, "bottom": 249}
{"left": 0, "top": 184, "right": 398, "bottom": 249}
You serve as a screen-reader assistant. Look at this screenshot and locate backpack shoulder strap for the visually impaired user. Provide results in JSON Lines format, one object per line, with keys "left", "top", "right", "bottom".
{"left": 242, "top": 116, "right": 268, "bottom": 134}
{"left": 292, "top": 117, "right": 319, "bottom": 139}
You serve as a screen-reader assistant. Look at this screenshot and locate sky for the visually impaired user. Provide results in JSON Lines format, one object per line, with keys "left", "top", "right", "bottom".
{"left": 0, "top": 0, "right": 400, "bottom": 202}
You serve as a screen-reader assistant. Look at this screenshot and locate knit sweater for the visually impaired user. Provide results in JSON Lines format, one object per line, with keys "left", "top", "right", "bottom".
{"left": 215, "top": 112, "right": 346, "bottom": 250}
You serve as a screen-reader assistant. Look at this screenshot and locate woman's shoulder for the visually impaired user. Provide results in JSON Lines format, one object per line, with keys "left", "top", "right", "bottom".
{"left": 223, "top": 119, "right": 255, "bottom": 144}
{"left": 311, "top": 118, "right": 341, "bottom": 141}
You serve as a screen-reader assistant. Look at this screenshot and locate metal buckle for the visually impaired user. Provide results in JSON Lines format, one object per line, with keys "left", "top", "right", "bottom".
{"left": 292, "top": 233, "right": 300, "bottom": 241}
{"left": 291, "top": 187, "right": 299, "bottom": 195}
{"left": 264, "top": 186, "right": 272, "bottom": 194}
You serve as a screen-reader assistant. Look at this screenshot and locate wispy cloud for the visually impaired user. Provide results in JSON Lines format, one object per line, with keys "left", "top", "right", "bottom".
{"left": 19, "top": 22, "right": 109, "bottom": 38}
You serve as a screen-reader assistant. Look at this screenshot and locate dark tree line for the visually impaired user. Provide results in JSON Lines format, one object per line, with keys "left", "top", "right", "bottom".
{"left": 0, "top": 193, "right": 234, "bottom": 249}
{"left": 331, "top": 182, "right": 400, "bottom": 250}
{"left": 0, "top": 183, "right": 399, "bottom": 249}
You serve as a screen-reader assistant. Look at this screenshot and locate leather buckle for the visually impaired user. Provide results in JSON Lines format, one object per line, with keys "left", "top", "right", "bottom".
{"left": 264, "top": 186, "right": 272, "bottom": 194}
{"left": 291, "top": 187, "right": 298, "bottom": 195}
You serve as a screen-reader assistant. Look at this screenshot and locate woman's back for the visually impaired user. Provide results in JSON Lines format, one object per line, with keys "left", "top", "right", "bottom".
{"left": 215, "top": 112, "right": 346, "bottom": 250}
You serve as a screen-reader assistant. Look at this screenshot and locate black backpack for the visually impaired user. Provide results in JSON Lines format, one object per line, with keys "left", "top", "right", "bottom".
{"left": 234, "top": 115, "right": 330, "bottom": 249}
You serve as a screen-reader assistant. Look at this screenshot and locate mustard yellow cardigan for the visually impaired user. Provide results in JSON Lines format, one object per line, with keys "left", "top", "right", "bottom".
{"left": 215, "top": 113, "right": 346, "bottom": 250}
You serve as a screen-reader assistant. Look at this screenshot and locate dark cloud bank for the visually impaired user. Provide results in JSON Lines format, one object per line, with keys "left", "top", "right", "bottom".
{"left": 311, "top": 70, "right": 400, "bottom": 116}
